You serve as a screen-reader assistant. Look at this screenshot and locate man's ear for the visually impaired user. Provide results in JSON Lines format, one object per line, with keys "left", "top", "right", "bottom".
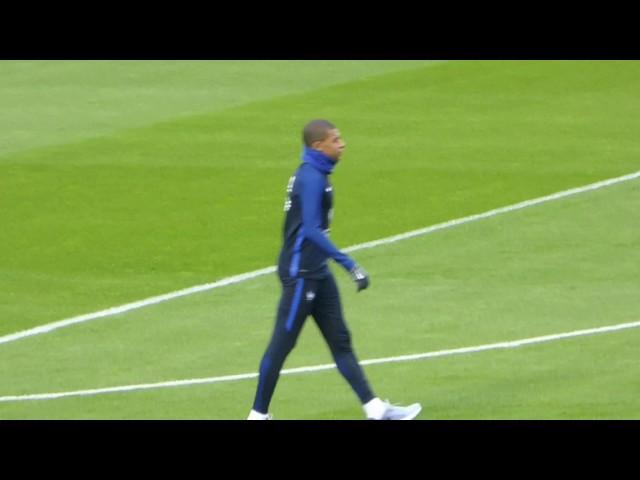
{"left": 310, "top": 140, "right": 323, "bottom": 150}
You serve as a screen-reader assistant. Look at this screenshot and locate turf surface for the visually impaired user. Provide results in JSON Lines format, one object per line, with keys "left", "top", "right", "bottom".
{"left": 1, "top": 60, "right": 638, "bottom": 418}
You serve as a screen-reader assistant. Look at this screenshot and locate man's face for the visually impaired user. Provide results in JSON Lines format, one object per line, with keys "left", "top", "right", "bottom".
{"left": 313, "top": 128, "right": 346, "bottom": 161}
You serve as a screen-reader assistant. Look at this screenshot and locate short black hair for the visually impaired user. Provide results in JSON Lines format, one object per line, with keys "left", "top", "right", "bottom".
{"left": 302, "top": 119, "right": 336, "bottom": 147}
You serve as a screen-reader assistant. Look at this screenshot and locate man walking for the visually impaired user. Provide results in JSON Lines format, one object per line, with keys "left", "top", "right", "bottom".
{"left": 247, "top": 120, "right": 421, "bottom": 420}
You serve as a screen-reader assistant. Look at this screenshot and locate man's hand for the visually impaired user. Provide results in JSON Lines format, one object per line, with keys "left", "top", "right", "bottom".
{"left": 350, "top": 264, "right": 370, "bottom": 292}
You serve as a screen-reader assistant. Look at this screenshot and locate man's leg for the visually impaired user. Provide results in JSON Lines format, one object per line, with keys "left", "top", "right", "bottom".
{"left": 311, "top": 273, "right": 422, "bottom": 420}
{"left": 251, "top": 277, "right": 314, "bottom": 415}
{"left": 311, "top": 273, "right": 375, "bottom": 405}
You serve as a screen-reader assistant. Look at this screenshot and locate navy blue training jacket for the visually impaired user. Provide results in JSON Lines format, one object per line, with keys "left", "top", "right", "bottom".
{"left": 277, "top": 155, "right": 355, "bottom": 281}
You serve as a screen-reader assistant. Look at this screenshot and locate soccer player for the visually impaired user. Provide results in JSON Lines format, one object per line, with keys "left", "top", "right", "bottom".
{"left": 247, "top": 120, "right": 422, "bottom": 420}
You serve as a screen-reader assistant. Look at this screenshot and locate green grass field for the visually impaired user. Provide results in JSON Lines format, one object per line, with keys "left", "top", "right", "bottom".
{"left": 1, "top": 60, "right": 639, "bottom": 419}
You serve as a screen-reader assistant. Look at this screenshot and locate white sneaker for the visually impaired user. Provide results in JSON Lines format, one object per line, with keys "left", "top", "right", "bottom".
{"left": 247, "top": 409, "right": 273, "bottom": 420}
{"left": 364, "top": 397, "right": 422, "bottom": 420}
{"left": 380, "top": 401, "right": 422, "bottom": 420}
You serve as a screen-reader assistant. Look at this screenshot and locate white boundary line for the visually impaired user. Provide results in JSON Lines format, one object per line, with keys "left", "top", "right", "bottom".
{"left": 1, "top": 170, "right": 639, "bottom": 347}
{"left": 1, "top": 319, "right": 639, "bottom": 403}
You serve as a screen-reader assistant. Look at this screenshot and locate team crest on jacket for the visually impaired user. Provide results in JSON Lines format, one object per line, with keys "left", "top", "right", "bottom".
{"left": 306, "top": 291, "right": 316, "bottom": 302}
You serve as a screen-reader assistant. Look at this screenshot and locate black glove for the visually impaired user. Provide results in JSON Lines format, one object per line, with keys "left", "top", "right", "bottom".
{"left": 350, "top": 264, "right": 370, "bottom": 292}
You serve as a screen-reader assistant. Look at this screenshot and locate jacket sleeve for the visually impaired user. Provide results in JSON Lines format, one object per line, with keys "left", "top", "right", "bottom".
{"left": 298, "top": 169, "right": 355, "bottom": 272}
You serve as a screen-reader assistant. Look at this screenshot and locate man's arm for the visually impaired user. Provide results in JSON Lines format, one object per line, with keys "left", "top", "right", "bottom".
{"left": 298, "top": 168, "right": 355, "bottom": 272}
{"left": 297, "top": 168, "right": 370, "bottom": 292}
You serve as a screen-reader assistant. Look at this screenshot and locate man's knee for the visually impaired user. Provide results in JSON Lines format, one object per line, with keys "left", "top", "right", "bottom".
{"left": 331, "top": 330, "right": 353, "bottom": 354}
{"left": 267, "top": 332, "right": 298, "bottom": 360}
